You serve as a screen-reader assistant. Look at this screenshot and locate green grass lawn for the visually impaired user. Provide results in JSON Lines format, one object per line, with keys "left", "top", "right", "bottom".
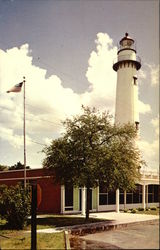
{"left": 0, "top": 230, "right": 65, "bottom": 249}
{"left": 31, "top": 214, "right": 105, "bottom": 229}
{"left": 0, "top": 209, "right": 158, "bottom": 249}
{"left": 0, "top": 215, "right": 105, "bottom": 249}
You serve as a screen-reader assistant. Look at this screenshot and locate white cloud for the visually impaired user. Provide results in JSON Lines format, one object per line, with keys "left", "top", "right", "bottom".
{"left": 44, "top": 137, "right": 53, "bottom": 146}
{"left": 0, "top": 125, "right": 32, "bottom": 148}
{"left": 138, "top": 100, "right": 151, "bottom": 114}
{"left": 138, "top": 115, "right": 159, "bottom": 170}
{"left": 84, "top": 32, "right": 117, "bottom": 113}
{"left": 138, "top": 69, "right": 146, "bottom": 81}
{"left": 147, "top": 64, "right": 159, "bottom": 86}
{"left": 150, "top": 65, "right": 159, "bottom": 86}
{"left": 151, "top": 116, "right": 159, "bottom": 136}
{"left": 138, "top": 138, "right": 159, "bottom": 171}
{"left": 0, "top": 45, "right": 82, "bottom": 147}
{"left": 0, "top": 33, "right": 157, "bottom": 168}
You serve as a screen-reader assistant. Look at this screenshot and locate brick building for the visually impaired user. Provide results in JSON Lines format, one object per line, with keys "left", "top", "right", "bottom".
{"left": 0, "top": 168, "right": 159, "bottom": 214}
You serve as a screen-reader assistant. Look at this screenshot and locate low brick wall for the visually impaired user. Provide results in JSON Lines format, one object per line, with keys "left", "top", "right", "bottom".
{"left": 65, "top": 219, "right": 159, "bottom": 236}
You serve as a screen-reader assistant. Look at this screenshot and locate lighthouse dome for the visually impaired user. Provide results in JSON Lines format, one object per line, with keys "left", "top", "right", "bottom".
{"left": 120, "top": 33, "right": 134, "bottom": 47}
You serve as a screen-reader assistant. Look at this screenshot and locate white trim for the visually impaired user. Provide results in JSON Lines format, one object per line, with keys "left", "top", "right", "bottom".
{"left": 97, "top": 186, "right": 99, "bottom": 211}
{"left": 116, "top": 189, "right": 120, "bottom": 213}
{"left": 0, "top": 168, "right": 44, "bottom": 174}
{"left": 98, "top": 205, "right": 116, "bottom": 211}
{"left": 142, "top": 184, "right": 146, "bottom": 210}
{"left": 98, "top": 203, "right": 159, "bottom": 212}
{"left": 0, "top": 176, "right": 53, "bottom": 181}
{"left": 81, "top": 187, "right": 86, "bottom": 215}
{"left": 61, "top": 185, "right": 65, "bottom": 214}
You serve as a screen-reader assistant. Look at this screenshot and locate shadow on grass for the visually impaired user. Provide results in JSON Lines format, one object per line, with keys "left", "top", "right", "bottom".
{"left": 0, "top": 216, "right": 109, "bottom": 230}
{"left": 0, "top": 221, "right": 11, "bottom": 231}
{"left": 28, "top": 216, "right": 106, "bottom": 228}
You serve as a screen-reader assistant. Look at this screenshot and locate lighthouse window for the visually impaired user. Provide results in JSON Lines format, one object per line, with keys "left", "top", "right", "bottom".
{"left": 135, "top": 121, "right": 139, "bottom": 130}
{"left": 133, "top": 76, "right": 137, "bottom": 85}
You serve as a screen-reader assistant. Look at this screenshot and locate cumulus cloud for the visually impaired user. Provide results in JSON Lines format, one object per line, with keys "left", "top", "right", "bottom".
{"left": 138, "top": 115, "right": 159, "bottom": 171}
{"left": 150, "top": 65, "right": 159, "bottom": 86}
{"left": 151, "top": 116, "right": 159, "bottom": 136}
{"left": 138, "top": 100, "right": 151, "bottom": 114}
{"left": 138, "top": 139, "right": 159, "bottom": 171}
{"left": 85, "top": 32, "right": 117, "bottom": 113}
{"left": 0, "top": 33, "right": 156, "bottom": 168}
{"left": 0, "top": 45, "right": 81, "bottom": 144}
{"left": 146, "top": 64, "right": 159, "bottom": 86}
{"left": 87, "top": 33, "right": 115, "bottom": 82}
{"left": 138, "top": 69, "right": 146, "bottom": 81}
{"left": 0, "top": 125, "right": 32, "bottom": 148}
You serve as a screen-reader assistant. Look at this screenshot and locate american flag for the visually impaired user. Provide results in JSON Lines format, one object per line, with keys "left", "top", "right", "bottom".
{"left": 7, "top": 82, "right": 23, "bottom": 93}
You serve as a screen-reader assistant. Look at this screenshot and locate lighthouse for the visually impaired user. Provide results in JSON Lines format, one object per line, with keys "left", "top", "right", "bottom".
{"left": 113, "top": 33, "right": 141, "bottom": 130}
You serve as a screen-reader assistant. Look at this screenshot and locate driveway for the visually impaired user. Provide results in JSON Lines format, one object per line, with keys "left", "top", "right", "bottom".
{"left": 77, "top": 220, "right": 159, "bottom": 249}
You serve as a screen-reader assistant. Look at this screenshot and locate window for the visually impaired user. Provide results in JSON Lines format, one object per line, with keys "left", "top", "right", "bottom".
{"left": 148, "top": 185, "right": 159, "bottom": 203}
{"left": 65, "top": 186, "right": 73, "bottom": 211}
{"left": 99, "top": 183, "right": 108, "bottom": 205}
{"left": 135, "top": 121, "right": 139, "bottom": 130}
{"left": 153, "top": 185, "right": 159, "bottom": 202}
{"left": 133, "top": 185, "right": 141, "bottom": 203}
{"left": 108, "top": 191, "right": 116, "bottom": 204}
{"left": 148, "top": 185, "right": 154, "bottom": 203}
{"left": 120, "top": 193, "right": 124, "bottom": 204}
{"left": 99, "top": 194, "right": 108, "bottom": 205}
{"left": 126, "top": 193, "right": 133, "bottom": 204}
{"left": 120, "top": 189, "right": 124, "bottom": 204}
{"left": 133, "top": 76, "right": 137, "bottom": 85}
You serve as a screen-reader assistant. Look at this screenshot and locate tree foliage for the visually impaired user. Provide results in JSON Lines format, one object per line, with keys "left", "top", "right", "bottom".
{"left": 43, "top": 106, "right": 144, "bottom": 219}
{"left": 9, "top": 161, "right": 30, "bottom": 171}
{"left": 0, "top": 184, "right": 31, "bottom": 229}
{"left": 0, "top": 164, "right": 8, "bottom": 171}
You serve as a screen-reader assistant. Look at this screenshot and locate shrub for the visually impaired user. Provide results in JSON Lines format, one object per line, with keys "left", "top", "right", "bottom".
{"left": 0, "top": 184, "right": 31, "bottom": 229}
{"left": 131, "top": 208, "right": 137, "bottom": 213}
{"left": 145, "top": 208, "right": 150, "bottom": 211}
{"left": 138, "top": 207, "right": 144, "bottom": 211}
{"left": 123, "top": 209, "right": 128, "bottom": 213}
{"left": 150, "top": 206, "right": 157, "bottom": 210}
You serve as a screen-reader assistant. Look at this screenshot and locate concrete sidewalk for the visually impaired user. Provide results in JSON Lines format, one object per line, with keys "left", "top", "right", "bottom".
{"left": 36, "top": 212, "right": 159, "bottom": 234}
{"left": 89, "top": 211, "right": 159, "bottom": 224}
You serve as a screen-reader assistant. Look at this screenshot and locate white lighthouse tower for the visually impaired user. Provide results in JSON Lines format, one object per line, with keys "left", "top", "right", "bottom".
{"left": 113, "top": 33, "right": 141, "bottom": 129}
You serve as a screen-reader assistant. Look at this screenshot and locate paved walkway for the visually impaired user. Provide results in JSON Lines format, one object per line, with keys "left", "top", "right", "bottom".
{"left": 88, "top": 211, "right": 159, "bottom": 223}
{"left": 36, "top": 212, "right": 159, "bottom": 233}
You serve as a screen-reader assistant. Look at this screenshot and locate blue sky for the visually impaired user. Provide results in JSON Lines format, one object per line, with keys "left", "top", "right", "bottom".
{"left": 0, "top": 0, "right": 159, "bottom": 170}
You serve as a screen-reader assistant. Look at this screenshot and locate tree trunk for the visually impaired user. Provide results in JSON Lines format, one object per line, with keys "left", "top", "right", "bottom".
{"left": 85, "top": 186, "right": 90, "bottom": 221}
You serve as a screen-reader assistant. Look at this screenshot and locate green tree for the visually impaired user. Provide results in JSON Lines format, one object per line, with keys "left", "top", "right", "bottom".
{"left": 43, "top": 106, "right": 144, "bottom": 220}
{"left": 0, "top": 184, "right": 31, "bottom": 229}
{"left": 9, "top": 161, "right": 30, "bottom": 170}
{"left": 0, "top": 164, "right": 8, "bottom": 171}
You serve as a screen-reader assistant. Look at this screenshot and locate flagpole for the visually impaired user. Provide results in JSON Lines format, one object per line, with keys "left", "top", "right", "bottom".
{"left": 23, "top": 76, "right": 26, "bottom": 189}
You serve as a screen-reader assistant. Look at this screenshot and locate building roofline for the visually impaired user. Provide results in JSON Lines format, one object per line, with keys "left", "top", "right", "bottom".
{"left": 0, "top": 167, "right": 44, "bottom": 174}
{"left": 0, "top": 175, "right": 53, "bottom": 182}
